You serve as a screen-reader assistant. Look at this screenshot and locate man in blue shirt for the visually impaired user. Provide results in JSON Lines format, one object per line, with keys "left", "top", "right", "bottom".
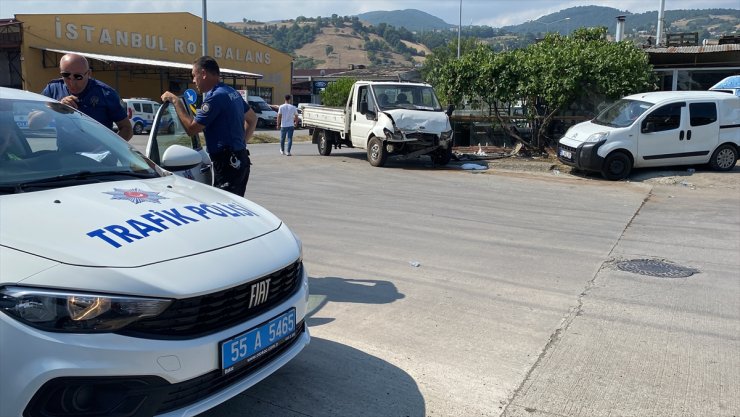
{"left": 161, "top": 56, "right": 257, "bottom": 196}
{"left": 42, "top": 53, "right": 132, "bottom": 141}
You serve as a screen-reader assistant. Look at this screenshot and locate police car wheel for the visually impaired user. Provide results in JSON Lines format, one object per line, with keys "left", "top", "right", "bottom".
{"left": 133, "top": 122, "right": 144, "bottom": 135}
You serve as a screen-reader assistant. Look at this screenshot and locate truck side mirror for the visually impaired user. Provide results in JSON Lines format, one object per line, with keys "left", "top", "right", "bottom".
{"left": 446, "top": 104, "right": 455, "bottom": 117}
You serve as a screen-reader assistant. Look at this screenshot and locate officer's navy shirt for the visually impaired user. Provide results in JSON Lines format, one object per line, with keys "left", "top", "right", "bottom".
{"left": 42, "top": 78, "right": 127, "bottom": 130}
{"left": 194, "top": 82, "right": 250, "bottom": 155}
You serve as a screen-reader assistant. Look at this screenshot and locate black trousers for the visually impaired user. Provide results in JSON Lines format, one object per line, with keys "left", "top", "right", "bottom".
{"left": 210, "top": 148, "right": 251, "bottom": 197}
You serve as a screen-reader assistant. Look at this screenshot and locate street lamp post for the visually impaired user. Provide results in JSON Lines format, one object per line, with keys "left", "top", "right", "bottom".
{"left": 532, "top": 17, "right": 571, "bottom": 35}
{"left": 457, "top": 0, "right": 462, "bottom": 58}
{"left": 202, "top": 0, "right": 208, "bottom": 56}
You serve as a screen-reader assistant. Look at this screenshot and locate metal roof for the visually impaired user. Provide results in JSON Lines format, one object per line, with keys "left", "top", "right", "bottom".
{"left": 36, "top": 47, "right": 263, "bottom": 79}
{"left": 645, "top": 44, "right": 740, "bottom": 54}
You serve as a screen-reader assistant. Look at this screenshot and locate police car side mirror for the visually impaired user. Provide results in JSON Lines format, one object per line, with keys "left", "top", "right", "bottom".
{"left": 160, "top": 144, "right": 202, "bottom": 171}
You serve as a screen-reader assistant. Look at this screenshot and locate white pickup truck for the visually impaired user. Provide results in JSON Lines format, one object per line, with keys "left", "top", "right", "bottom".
{"left": 301, "top": 81, "right": 454, "bottom": 167}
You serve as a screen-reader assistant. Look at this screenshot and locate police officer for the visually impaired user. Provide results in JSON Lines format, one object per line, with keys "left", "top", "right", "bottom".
{"left": 162, "top": 56, "right": 257, "bottom": 196}
{"left": 42, "top": 53, "right": 133, "bottom": 141}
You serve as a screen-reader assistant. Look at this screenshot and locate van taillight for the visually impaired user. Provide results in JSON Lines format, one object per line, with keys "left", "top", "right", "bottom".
{"left": 128, "top": 108, "right": 133, "bottom": 119}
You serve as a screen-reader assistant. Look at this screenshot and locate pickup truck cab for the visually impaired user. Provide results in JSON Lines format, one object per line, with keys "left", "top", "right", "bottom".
{"left": 302, "top": 81, "right": 454, "bottom": 167}
{"left": 557, "top": 91, "right": 739, "bottom": 180}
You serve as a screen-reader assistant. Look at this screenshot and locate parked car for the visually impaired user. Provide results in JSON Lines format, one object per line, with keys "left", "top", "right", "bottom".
{"left": 558, "top": 91, "right": 740, "bottom": 180}
{"left": 124, "top": 97, "right": 161, "bottom": 135}
{"left": 0, "top": 87, "right": 310, "bottom": 417}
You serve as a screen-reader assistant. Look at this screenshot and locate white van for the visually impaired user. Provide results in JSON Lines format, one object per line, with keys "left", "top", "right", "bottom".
{"left": 237, "top": 92, "right": 277, "bottom": 128}
{"left": 123, "top": 98, "right": 161, "bottom": 135}
{"left": 557, "top": 91, "right": 740, "bottom": 180}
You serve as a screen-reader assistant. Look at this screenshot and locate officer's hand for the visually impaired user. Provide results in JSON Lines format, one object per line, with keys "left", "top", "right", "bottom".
{"left": 60, "top": 95, "right": 79, "bottom": 109}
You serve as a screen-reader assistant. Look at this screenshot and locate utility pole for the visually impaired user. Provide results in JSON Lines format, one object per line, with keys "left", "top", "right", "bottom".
{"left": 202, "top": 0, "right": 208, "bottom": 56}
{"left": 457, "top": 0, "right": 462, "bottom": 58}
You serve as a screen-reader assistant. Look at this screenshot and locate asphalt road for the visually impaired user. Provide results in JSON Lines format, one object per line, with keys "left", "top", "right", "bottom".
{"left": 131, "top": 136, "right": 740, "bottom": 417}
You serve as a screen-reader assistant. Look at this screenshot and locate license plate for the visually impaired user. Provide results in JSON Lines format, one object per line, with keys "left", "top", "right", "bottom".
{"left": 559, "top": 148, "right": 572, "bottom": 159}
{"left": 220, "top": 308, "right": 296, "bottom": 374}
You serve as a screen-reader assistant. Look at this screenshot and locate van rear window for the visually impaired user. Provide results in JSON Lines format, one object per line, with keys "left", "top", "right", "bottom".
{"left": 689, "top": 102, "right": 717, "bottom": 127}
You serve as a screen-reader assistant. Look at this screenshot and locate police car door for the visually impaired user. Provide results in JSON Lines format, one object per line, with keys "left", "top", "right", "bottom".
{"left": 350, "top": 85, "right": 377, "bottom": 148}
{"left": 146, "top": 98, "right": 213, "bottom": 185}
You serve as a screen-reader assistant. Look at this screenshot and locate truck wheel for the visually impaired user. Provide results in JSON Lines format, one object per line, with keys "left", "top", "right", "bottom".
{"left": 601, "top": 151, "right": 632, "bottom": 181}
{"left": 432, "top": 147, "right": 453, "bottom": 166}
{"left": 133, "top": 122, "right": 144, "bottom": 135}
{"left": 318, "top": 131, "right": 332, "bottom": 156}
{"left": 709, "top": 144, "right": 737, "bottom": 171}
{"left": 367, "top": 137, "right": 387, "bottom": 167}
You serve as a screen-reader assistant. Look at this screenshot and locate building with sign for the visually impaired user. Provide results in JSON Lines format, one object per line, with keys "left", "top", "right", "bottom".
{"left": 2, "top": 13, "right": 293, "bottom": 104}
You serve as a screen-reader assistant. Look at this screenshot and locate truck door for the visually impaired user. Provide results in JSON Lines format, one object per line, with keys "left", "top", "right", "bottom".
{"left": 683, "top": 101, "right": 719, "bottom": 164}
{"left": 637, "top": 101, "right": 688, "bottom": 167}
{"left": 350, "top": 85, "right": 377, "bottom": 148}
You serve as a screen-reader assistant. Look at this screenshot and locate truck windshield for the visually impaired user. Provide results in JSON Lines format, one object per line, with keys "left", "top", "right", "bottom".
{"left": 593, "top": 99, "right": 652, "bottom": 128}
{"left": 373, "top": 85, "right": 442, "bottom": 111}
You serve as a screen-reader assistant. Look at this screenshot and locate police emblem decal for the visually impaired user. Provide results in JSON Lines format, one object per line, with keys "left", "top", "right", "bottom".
{"left": 104, "top": 188, "right": 168, "bottom": 204}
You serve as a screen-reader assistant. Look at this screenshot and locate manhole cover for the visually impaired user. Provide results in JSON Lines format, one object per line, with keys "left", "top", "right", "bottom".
{"left": 616, "top": 259, "right": 698, "bottom": 278}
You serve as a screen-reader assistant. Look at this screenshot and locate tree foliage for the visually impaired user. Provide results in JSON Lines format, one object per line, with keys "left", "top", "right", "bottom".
{"left": 320, "top": 77, "right": 357, "bottom": 107}
{"left": 424, "top": 27, "right": 656, "bottom": 151}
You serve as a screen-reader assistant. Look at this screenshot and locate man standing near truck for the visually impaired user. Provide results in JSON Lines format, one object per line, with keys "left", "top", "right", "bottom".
{"left": 161, "top": 56, "right": 257, "bottom": 196}
{"left": 277, "top": 94, "right": 299, "bottom": 156}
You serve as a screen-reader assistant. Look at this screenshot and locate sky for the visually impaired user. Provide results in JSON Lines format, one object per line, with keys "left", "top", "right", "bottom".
{"left": 1, "top": 0, "right": 737, "bottom": 27}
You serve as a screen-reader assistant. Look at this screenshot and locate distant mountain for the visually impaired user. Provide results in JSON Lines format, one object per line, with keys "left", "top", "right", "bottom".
{"left": 495, "top": 6, "right": 738, "bottom": 37}
{"left": 357, "top": 9, "right": 453, "bottom": 32}
{"left": 226, "top": 6, "right": 738, "bottom": 69}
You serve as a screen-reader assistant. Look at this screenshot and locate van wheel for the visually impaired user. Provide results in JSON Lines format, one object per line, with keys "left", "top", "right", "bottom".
{"left": 601, "top": 152, "right": 632, "bottom": 181}
{"left": 709, "top": 144, "right": 737, "bottom": 171}
{"left": 318, "top": 131, "right": 332, "bottom": 156}
{"left": 133, "top": 122, "right": 144, "bottom": 135}
{"left": 367, "top": 137, "right": 387, "bottom": 167}
{"left": 256, "top": 118, "right": 265, "bottom": 129}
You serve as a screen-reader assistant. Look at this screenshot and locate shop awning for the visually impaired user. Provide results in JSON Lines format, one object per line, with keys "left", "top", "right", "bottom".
{"left": 36, "top": 47, "right": 263, "bottom": 79}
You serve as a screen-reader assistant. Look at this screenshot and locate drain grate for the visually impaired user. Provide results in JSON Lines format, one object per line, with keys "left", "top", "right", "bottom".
{"left": 616, "top": 259, "right": 698, "bottom": 278}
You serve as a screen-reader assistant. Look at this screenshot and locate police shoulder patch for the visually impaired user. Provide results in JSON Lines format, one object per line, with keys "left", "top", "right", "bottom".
{"left": 202, "top": 103, "right": 210, "bottom": 113}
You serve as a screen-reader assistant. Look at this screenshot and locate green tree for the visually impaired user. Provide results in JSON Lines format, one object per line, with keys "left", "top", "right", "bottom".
{"left": 320, "top": 77, "right": 357, "bottom": 106}
{"left": 421, "top": 38, "right": 479, "bottom": 106}
{"left": 428, "top": 27, "right": 656, "bottom": 151}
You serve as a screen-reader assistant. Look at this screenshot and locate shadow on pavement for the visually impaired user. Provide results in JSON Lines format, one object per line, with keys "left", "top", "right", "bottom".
{"left": 207, "top": 337, "right": 426, "bottom": 417}
{"left": 307, "top": 276, "right": 405, "bottom": 326}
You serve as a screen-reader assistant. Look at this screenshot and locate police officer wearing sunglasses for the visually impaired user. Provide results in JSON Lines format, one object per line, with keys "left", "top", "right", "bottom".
{"left": 41, "top": 53, "right": 133, "bottom": 141}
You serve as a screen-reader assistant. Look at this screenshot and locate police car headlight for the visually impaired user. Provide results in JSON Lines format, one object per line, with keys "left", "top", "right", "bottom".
{"left": 0, "top": 286, "right": 171, "bottom": 333}
{"left": 440, "top": 129, "right": 453, "bottom": 141}
{"left": 585, "top": 132, "right": 609, "bottom": 143}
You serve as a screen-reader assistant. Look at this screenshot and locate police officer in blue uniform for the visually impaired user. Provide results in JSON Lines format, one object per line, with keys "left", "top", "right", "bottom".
{"left": 41, "top": 53, "right": 133, "bottom": 141}
{"left": 161, "top": 56, "right": 257, "bottom": 196}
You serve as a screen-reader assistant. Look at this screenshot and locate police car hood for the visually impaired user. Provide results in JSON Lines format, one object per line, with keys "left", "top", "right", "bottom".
{"left": 383, "top": 109, "right": 450, "bottom": 133}
{"left": 0, "top": 176, "right": 283, "bottom": 268}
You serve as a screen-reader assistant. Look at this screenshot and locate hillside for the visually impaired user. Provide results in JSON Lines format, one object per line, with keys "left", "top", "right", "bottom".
{"left": 223, "top": 6, "right": 739, "bottom": 69}
{"left": 356, "top": 9, "right": 452, "bottom": 32}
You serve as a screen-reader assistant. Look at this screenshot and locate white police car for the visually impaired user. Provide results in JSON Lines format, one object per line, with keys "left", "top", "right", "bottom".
{"left": 0, "top": 87, "right": 310, "bottom": 417}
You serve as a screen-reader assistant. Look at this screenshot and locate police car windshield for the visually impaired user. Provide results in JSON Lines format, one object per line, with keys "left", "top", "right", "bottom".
{"left": 0, "top": 97, "right": 161, "bottom": 193}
